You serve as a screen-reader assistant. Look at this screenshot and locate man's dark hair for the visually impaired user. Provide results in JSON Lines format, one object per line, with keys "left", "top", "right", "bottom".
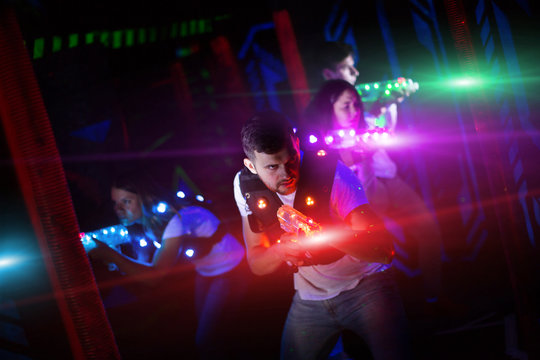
{"left": 319, "top": 41, "right": 354, "bottom": 71}
{"left": 241, "top": 110, "right": 296, "bottom": 160}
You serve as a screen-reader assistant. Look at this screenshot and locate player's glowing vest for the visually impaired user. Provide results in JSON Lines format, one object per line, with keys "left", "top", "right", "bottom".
{"left": 239, "top": 151, "right": 345, "bottom": 265}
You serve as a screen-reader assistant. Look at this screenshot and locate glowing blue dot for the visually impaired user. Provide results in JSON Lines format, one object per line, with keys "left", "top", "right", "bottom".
{"left": 110, "top": 227, "right": 116, "bottom": 233}
{"left": 196, "top": 195, "right": 204, "bottom": 202}
{"left": 185, "top": 249, "right": 195, "bottom": 257}
{"left": 102, "top": 229, "right": 108, "bottom": 235}
{"left": 108, "top": 263, "right": 118, "bottom": 272}
{"left": 139, "top": 239, "right": 148, "bottom": 247}
{"left": 153, "top": 241, "right": 162, "bottom": 249}
{"left": 156, "top": 202, "right": 167, "bottom": 213}
{"left": 176, "top": 191, "right": 186, "bottom": 198}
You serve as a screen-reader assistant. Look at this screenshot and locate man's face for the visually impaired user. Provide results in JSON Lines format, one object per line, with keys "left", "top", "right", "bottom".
{"left": 111, "top": 187, "right": 143, "bottom": 226}
{"left": 323, "top": 55, "right": 359, "bottom": 85}
{"left": 244, "top": 137, "right": 301, "bottom": 196}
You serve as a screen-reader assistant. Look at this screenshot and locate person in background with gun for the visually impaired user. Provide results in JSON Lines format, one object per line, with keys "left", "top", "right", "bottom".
{"left": 318, "top": 41, "right": 406, "bottom": 128}
{"left": 89, "top": 171, "right": 246, "bottom": 359}
{"left": 304, "top": 75, "right": 446, "bottom": 313}
{"left": 233, "top": 111, "right": 411, "bottom": 359}
{"left": 316, "top": 41, "right": 445, "bottom": 309}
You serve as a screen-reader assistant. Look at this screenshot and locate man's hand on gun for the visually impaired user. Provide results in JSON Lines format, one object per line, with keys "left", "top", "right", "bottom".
{"left": 275, "top": 205, "right": 325, "bottom": 267}
{"left": 274, "top": 233, "right": 311, "bottom": 267}
{"left": 275, "top": 204, "right": 394, "bottom": 266}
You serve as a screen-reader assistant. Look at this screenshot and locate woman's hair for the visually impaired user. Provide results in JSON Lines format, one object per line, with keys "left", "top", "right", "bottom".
{"left": 112, "top": 171, "right": 177, "bottom": 241}
{"left": 304, "top": 79, "right": 364, "bottom": 131}
{"left": 300, "top": 79, "right": 364, "bottom": 147}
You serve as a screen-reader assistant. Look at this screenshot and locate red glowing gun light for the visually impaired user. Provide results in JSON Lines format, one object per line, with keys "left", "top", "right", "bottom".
{"left": 277, "top": 204, "right": 322, "bottom": 238}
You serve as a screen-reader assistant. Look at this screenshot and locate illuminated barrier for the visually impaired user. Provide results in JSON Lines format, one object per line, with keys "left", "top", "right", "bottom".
{"left": 307, "top": 127, "right": 393, "bottom": 150}
{"left": 355, "top": 77, "right": 419, "bottom": 105}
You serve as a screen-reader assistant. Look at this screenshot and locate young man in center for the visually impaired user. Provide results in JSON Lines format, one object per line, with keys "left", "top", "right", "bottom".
{"left": 233, "top": 111, "right": 411, "bottom": 360}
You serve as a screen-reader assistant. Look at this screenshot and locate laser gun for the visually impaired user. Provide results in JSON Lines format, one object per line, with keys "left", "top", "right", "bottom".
{"left": 320, "top": 127, "right": 393, "bottom": 150}
{"left": 356, "top": 77, "right": 419, "bottom": 104}
{"left": 79, "top": 224, "right": 131, "bottom": 252}
{"left": 277, "top": 205, "right": 322, "bottom": 237}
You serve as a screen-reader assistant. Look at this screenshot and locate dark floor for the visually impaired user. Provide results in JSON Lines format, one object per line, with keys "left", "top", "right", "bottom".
{"left": 2, "top": 260, "right": 539, "bottom": 360}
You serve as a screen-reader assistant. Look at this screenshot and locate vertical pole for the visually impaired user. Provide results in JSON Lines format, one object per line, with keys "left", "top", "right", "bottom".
{"left": 0, "top": 7, "right": 120, "bottom": 359}
{"left": 273, "top": 9, "right": 311, "bottom": 117}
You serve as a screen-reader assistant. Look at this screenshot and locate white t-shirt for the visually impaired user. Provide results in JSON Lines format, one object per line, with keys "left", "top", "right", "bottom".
{"left": 162, "top": 206, "right": 245, "bottom": 277}
{"left": 233, "top": 160, "right": 388, "bottom": 300}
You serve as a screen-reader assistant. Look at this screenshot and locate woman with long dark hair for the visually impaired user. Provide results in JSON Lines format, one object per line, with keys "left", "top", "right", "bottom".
{"left": 90, "top": 171, "right": 247, "bottom": 359}
{"left": 303, "top": 78, "right": 444, "bottom": 307}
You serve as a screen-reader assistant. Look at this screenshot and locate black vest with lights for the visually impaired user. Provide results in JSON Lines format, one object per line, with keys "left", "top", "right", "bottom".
{"left": 239, "top": 150, "right": 345, "bottom": 265}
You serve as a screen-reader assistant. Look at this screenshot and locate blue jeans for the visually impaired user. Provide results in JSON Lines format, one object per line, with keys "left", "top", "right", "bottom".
{"left": 280, "top": 269, "right": 411, "bottom": 360}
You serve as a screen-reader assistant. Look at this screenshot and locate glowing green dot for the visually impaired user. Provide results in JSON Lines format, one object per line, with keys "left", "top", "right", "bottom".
{"left": 385, "top": 90, "right": 390, "bottom": 95}
{"left": 365, "top": 85, "right": 370, "bottom": 91}
{"left": 374, "top": 83, "right": 379, "bottom": 89}
{"left": 180, "top": 22, "right": 188, "bottom": 37}
{"left": 112, "top": 31, "right": 122, "bottom": 49}
{"left": 85, "top": 32, "right": 95, "bottom": 44}
{"left": 394, "top": 83, "right": 399, "bottom": 87}
{"left": 190, "top": 20, "right": 197, "bottom": 35}
{"left": 387, "top": 84, "right": 392, "bottom": 89}
{"left": 33, "top": 38, "right": 44, "bottom": 59}
{"left": 68, "top": 34, "right": 78, "bottom": 48}
{"left": 125, "top": 29, "right": 134, "bottom": 47}
{"left": 138, "top": 29, "right": 147, "bottom": 44}
{"left": 149, "top": 28, "right": 157, "bottom": 43}
{"left": 52, "top": 36, "right": 62, "bottom": 52}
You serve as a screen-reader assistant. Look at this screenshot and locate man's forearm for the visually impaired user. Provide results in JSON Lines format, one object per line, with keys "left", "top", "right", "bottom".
{"left": 329, "top": 229, "right": 394, "bottom": 264}
{"left": 246, "top": 244, "right": 285, "bottom": 275}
